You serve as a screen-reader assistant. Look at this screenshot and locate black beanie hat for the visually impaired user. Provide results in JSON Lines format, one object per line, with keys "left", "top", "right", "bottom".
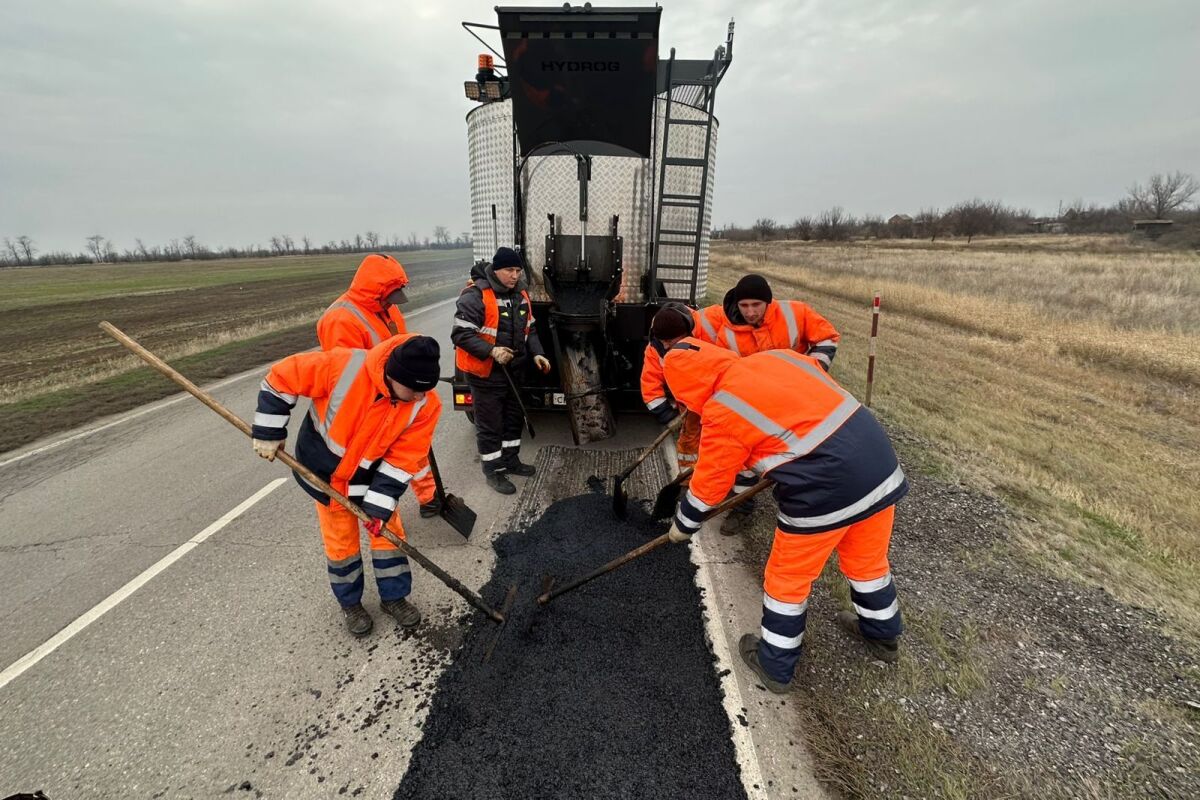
{"left": 385, "top": 336, "right": 441, "bottom": 392}
{"left": 734, "top": 274, "right": 773, "bottom": 304}
{"left": 650, "top": 303, "right": 694, "bottom": 341}
{"left": 492, "top": 247, "right": 523, "bottom": 270}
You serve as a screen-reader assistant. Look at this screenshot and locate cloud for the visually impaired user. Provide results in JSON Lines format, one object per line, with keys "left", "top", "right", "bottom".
{"left": 1, "top": 0, "right": 1197, "bottom": 251}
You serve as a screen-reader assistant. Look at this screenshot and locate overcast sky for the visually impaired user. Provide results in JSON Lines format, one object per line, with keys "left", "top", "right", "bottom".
{"left": 2, "top": 0, "right": 1198, "bottom": 253}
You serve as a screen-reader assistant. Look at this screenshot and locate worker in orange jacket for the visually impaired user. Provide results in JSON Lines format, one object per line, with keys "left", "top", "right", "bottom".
{"left": 698, "top": 274, "right": 839, "bottom": 368}
{"left": 316, "top": 253, "right": 441, "bottom": 519}
{"left": 251, "top": 333, "right": 442, "bottom": 637}
{"left": 640, "top": 303, "right": 709, "bottom": 473}
{"left": 662, "top": 339, "right": 907, "bottom": 692}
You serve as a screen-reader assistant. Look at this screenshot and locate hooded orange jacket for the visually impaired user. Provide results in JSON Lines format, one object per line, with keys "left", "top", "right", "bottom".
{"left": 663, "top": 338, "right": 905, "bottom": 535}
{"left": 252, "top": 334, "right": 441, "bottom": 521}
{"left": 699, "top": 294, "right": 839, "bottom": 367}
{"left": 317, "top": 254, "right": 410, "bottom": 350}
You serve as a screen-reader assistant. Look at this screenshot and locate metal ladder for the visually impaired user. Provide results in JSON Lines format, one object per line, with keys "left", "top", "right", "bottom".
{"left": 650, "top": 45, "right": 723, "bottom": 305}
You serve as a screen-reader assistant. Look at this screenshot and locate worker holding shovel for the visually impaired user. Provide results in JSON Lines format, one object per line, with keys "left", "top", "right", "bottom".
{"left": 316, "top": 252, "right": 442, "bottom": 519}
{"left": 452, "top": 247, "right": 551, "bottom": 496}
{"left": 251, "top": 333, "right": 442, "bottom": 637}
{"left": 661, "top": 339, "right": 908, "bottom": 693}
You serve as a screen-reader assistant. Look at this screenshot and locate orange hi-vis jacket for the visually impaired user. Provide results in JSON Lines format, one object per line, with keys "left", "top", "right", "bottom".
{"left": 639, "top": 306, "right": 715, "bottom": 423}
{"left": 699, "top": 297, "right": 840, "bottom": 367}
{"left": 454, "top": 285, "right": 535, "bottom": 378}
{"left": 251, "top": 334, "right": 442, "bottom": 522}
{"left": 316, "top": 254, "right": 409, "bottom": 349}
{"left": 663, "top": 338, "right": 906, "bottom": 536}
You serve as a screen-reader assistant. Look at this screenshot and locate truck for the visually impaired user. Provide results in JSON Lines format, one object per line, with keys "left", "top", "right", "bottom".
{"left": 453, "top": 4, "right": 734, "bottom": 444}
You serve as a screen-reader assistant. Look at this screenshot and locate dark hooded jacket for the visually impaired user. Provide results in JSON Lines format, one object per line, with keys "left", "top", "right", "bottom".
{"left": 452, "top": 260, "right": 545, "bottom": 384}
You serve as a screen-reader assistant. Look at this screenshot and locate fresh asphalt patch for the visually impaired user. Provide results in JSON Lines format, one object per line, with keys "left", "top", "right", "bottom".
{"left": 394, "top": 446, "right": 748, "bottom": 799}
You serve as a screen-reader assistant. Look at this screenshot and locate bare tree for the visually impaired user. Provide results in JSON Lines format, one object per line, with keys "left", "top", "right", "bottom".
{"left": 407, "top": 232, "right": 419, "bottom": 248}
{"left": 364, "top": 231, "right": 380, "bottom": 249}
{"left": 949, "top": 200, "right": 990, "bottom": 243}
{"left": 792, "top": 216, "right": 814, "bottom": 241}
{"left": 433, "top": 226, "right": 450, "bottom": 245}
{"left": 3, "top": 238, "right": 20, "bottom": 265}
{"left": 815, "top": 207, "right": 849, "bottom": 241}
{"left": 751, "top": 218, "right": 777, "bottom": 241}
{"left": 183, "top": 235, "right": 199, "bottom": 258}
{"left": 85, "top": 235, "right": 106, "bottom": 263}
{"left": 282, "top": 234, "right": 295, "bottom": 254}
{"left": 915, "top": 208, "right": 943, "bottom": 241}
{"left": 1128, "top": 171, "right": 1199, "bottom": 219}
{"left": 302, "top": 236, "right": 312, "bottom": 254}
{"left": 354, "top": 233, "right": 364, "bottom": 250}
{"left": 103, "top": 239, "right": 118, "bottom": 262}
{"left": 269, "top": 236, "right": 284, "bottom": 255}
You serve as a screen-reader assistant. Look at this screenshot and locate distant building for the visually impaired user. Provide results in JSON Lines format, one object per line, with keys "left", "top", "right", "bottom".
{"left": 887, "top": 214, "right": 914, "bottom": 238}
{"left": 1132, "top": 219, "right": 1173, "bottom": 239}
{"left": 1031, "top": 219, "right": 1067, "bottom": 234}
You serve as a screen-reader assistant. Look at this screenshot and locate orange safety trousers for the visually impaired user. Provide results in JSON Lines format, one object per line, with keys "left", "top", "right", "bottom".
{"left": 316, "top": 500, "right": 412, "bottom": 607}
{"left": 410, "top": 457, "right": 436, "bottom": 505}
{"left": 758, "top": 505, "right": 902, "bottom": 683}
{"left": 676, "top": 410, "right": 701, "bottom": 474}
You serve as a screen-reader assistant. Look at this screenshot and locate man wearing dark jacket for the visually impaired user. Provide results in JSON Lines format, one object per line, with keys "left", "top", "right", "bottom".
{"left": 451, "top": 247, "right": 551, "bottom": 494}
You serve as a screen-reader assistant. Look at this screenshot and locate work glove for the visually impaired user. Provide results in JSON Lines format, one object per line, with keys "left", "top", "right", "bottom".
{"left": 363, "top": 518, "right": 384, "bottom": 537}
{"left": 652, "top": 402, "right": 680, "bottom": 426}
{"left": 667, "top": 521, "right": 692, "bottom": 544}
{"left": 491, "top": 346, "right": 515, "bottom": 365}
{"left": 533, "top": 354, "right": 551, "bottom": 374}
{"left": 252, "top": 438, "right": 283, "bottom": 461}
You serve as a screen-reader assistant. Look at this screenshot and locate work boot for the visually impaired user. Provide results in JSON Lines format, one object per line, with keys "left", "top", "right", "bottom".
{"left": 342, "top": 604, "right": 374, "bottom": 637}
{"left": 486, "top": 472, "right": 516, "bottom": 495}
{"left": 739, "top": 633, "right": 792, "bottom": 694}
{"left": 380, "top": 598, "right": 422, "bottom": 628}
{"left": 503, "top": 457, "right": 536, "bottom": 477}
{"left": 836, "top": 610, "right": 899, "bottom": 664}
{"left": 419, "top": 497, "right": 443, "bottom": 518}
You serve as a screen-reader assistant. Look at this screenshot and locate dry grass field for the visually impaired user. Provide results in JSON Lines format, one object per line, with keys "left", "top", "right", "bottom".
{"left": 710, "top": 235, "right": 1199, "bottom": 632}
{"left": 708, "top": 235, "right": 1200, "bottom": 798}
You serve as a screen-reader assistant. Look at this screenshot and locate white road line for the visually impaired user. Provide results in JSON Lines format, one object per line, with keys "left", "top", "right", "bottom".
{"left": 0, "top": 478, "right": 287, "bottom": 691}
{"left": 662, "top": 436, "right": 769, "bottom": 799}
{"left": 693, "top": 537, "right": 770, "bottom": 800}
{"left": 0, "top": 296, "right": 460, "bottom": 469}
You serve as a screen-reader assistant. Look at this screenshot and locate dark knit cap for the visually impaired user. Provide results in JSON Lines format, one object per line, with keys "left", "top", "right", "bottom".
{"left": 492, "top": 247, "right": 523, "bottom": 270}
{"left": 385, "top": 336, "right": 441, "bottom": 392}
{"left": 734, "top": 274, "right": 773, "bottom": 304}
{"left": 650, "top": 303, "right": 694, "bottom": 341}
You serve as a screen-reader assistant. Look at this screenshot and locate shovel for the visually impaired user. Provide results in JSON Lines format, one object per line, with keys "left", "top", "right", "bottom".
{"left": 537, "top": 478, "right": 774, "bottom": 606}
{"left": 498, "top": 361, "right": 535, "bottom": 439}
{"left": 99, "top": 321, "right": 505, "bottom": 625}
{"left": 651, "top": 467, "right": 694, "bottom": 520}
{"left": 427, "top": 449, "right": 477, "bottom": 538}
{"left": 611, "top": 415, "right": 684, "bottom": 519}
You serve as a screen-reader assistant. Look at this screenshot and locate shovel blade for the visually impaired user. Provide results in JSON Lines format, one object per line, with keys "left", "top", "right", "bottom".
{"left": 440, "top": 493, "right": 477, "bottom": 538}
{"left": 651, "top": 480, "right": 685, "bottom": 520}
{"left": 612, "top": 475, "right": 629, "bottom": 520}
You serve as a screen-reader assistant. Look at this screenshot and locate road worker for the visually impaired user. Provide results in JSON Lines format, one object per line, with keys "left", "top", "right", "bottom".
{"left": 699, "top": 274, "right": 840, "bottom": 368}
{"left": 316, "top": 253, "right": 442, "bottom": 519}
{"left": 640, "top": 303, "right": 708, "bottom": 474}
{"left": 250, "top": 333, "right": 442, "bottom": 637}
{"left": 662, "top": 338, "right": 907, "bottom": 692}
{"left": 452, "top": 247, "right": 551, "bottom": 495}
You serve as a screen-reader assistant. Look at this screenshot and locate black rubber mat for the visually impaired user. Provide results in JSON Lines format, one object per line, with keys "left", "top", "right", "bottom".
{"left": 394, "top": 446, "right": 747, "bottom": 799}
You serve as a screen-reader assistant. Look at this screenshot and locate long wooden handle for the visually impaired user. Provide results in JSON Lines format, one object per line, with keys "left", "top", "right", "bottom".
{"left": 616, "top": 415, "right": 684, "bottom": 481}
{"left": 538, "top": 477, "right": 774, "bottom": 605}
{"left": 99, "top": 321, "right": 504, "bottom": 624}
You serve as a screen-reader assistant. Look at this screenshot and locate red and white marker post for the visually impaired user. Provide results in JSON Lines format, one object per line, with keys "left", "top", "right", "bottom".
{"left": 865, "top": 291, "right": 881, "bottom": 407}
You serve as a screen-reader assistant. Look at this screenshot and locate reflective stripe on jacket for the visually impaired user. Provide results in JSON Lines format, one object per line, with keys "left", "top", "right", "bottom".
{"left": 251, "top": 333, "right": 442, "bottom": 520}
{"left": 317, "top": 254, "right": 409, "bottom": 349}
{"left": 663, "top": 340, "right": 905, "bottom": 535}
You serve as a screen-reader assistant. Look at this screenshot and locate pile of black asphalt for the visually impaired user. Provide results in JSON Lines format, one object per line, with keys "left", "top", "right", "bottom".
{"left": 393, "top": 490, "right": 747, "bottom": 799}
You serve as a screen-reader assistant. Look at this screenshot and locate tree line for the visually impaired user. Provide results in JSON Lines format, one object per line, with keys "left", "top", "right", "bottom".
{"left": 719, "top": 170, "right": 1199, "bottom": 243}
{"left": 0, "top": 227, "right": 472, "bottom": 268}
